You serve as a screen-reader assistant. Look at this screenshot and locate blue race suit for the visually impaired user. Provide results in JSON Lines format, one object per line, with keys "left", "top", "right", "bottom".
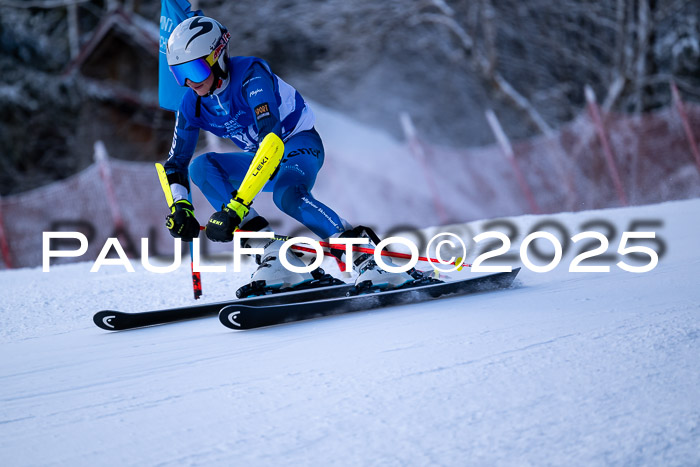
{"left": 164, "top": 56, "right": 347, "bottom": 239}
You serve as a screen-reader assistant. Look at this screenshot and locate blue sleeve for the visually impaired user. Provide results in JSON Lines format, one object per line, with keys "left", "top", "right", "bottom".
{"left": 163, "top": 103, "right": 200, "bottom": 191}
{"left": 241, "top": 63, "right": 281, "bottom": 142}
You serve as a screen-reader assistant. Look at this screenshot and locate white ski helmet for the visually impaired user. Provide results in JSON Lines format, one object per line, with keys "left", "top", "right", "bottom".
{"left": 167, "top": 16, "right": 230, "bottom": 87}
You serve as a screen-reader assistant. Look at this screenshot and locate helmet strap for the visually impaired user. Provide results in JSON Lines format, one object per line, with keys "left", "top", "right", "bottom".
{"left": 206, "top": 61, "right": 229, "bottom": 96}
{"left": 205, "top": 77, "right": 223, "bottom": 97}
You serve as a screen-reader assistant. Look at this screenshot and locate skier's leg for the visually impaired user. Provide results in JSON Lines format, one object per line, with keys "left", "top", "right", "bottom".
{"left": 271, "top": 130, "right": 413, "bottom": 289}
{"left": 271, "top": 129, "right": 349, "bottom": 239}
{"left": 188, "top": 151, "right": 255, "bottom": 210}
{"left": 189, "top": 151, "right": 270, "bottom": 226}
{"left": 189, "top": 149, "right": 322, "bottom": 294}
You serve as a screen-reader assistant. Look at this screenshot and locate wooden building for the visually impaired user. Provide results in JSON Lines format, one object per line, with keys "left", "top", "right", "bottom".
{"left": 63, "top": 6, "right": 176, "bottom": 164}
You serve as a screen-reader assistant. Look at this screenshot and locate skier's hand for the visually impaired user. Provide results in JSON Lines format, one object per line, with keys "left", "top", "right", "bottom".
{"left": 166, "top": 199, "right": 200, "bottom": 242}
{"left": 205, "top": 204, "right": 244, "bottom": 242}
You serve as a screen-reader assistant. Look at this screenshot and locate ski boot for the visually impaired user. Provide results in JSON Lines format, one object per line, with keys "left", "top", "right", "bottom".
{"left": 334, "top": 226, "right": 429, "bottom": 294}
{"left": 236, "top": 219, "right": 344, "bottom": 298}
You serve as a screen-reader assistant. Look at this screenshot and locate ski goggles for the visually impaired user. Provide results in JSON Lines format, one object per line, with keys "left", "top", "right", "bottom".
{"left": 170, "top": 58, "right": 212, "bottom": 87}
{"left": 170, "top": 31, "right": 231, "bottom": 87}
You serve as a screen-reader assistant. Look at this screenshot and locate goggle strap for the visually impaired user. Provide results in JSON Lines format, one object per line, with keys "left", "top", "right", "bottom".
{"left": 206, "top": 31, "right": 231, "bottom": 67}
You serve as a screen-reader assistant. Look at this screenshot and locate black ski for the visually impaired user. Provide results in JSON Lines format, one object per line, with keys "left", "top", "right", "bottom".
{"left": 219, "top": 268, "right": 521, "bottom": 330}
{"left": 93, "top": 283, "right": 354, "bottom": 331}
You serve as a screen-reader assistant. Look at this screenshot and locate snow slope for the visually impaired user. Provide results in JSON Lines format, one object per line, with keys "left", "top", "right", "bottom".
{"left": 1, "top": 199, "right": 699, "bottom": 466}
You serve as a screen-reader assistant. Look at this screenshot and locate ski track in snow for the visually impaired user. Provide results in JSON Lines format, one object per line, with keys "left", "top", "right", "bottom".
{"left": 1, "top": 199, "right": 699, "bottom": 466}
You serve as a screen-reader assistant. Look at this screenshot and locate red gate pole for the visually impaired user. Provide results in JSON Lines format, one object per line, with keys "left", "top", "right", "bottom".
{"left": 94, "top": 141, "right": 126, "bottom": 232}
{"left": 485, "top": 109, "right": 541, "bottom": 214}
{"left": 399, "top": 112, "right": 450, "bottom": 223}
{"left": 585, "top": 85, "right": 628, "bottom": 206}
{"left": 670, "top": 80, "right": 700, "bottom": 176}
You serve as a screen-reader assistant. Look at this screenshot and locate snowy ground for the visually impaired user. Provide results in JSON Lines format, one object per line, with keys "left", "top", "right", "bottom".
{"left": 1, "top": 199, "right": 699, "bottom": 466}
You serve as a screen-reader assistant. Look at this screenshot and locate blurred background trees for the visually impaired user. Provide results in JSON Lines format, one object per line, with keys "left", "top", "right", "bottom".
{"left": 1, "top": 0, "right": 698, "bottom": 195}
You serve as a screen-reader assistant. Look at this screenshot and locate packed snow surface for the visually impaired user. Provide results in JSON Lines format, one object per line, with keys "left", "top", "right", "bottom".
{"left": 1, "top": 199, "right": 699, "bottom": 466}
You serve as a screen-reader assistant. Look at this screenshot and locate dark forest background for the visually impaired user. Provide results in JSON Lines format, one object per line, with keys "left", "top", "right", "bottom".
{"left": 1, "top": 0, "right": 698, "bottom": 196}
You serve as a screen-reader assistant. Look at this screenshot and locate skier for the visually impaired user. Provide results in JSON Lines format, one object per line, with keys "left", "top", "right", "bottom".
{"left": 162, "top": 16, "right": 416, "bottom": 295}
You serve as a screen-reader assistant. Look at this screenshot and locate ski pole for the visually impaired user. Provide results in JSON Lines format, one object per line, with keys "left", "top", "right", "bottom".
{"left": 187, "top": 191, "right": 203, "bottom": 299}
{"left": 155, "top": 163, "right": 202, "bottom": 299}
{"left": 156, "top": 133, "right": 285, "bottom": 299}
